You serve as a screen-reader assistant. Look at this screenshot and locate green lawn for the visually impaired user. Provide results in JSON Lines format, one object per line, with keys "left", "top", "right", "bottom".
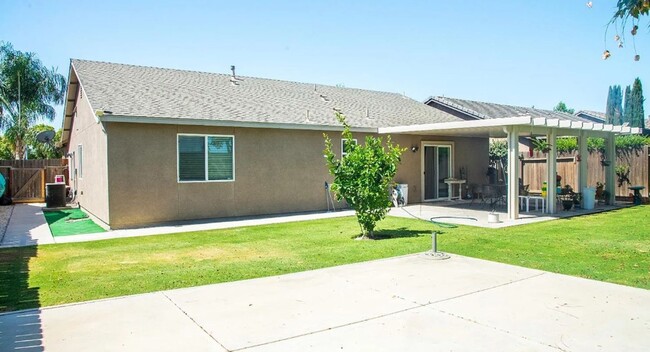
{"left": 43, "top": 208, "right": 106, "bottom": 236}
{"left": 0, "top": 206, "right": 648, "bottom": 312}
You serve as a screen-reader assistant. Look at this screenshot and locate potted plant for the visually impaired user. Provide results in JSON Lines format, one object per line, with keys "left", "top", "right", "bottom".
{"left": 615, "top": 164, "right": 631, "bottom": 187}
{"left": 559, "top": 185, "right": 575, "bottom": 210}
{"left": 595, "top": 182, "right": 609, "bottom": 204}
{"left": 531, "top": 138, "right": 551, "bottom": 154}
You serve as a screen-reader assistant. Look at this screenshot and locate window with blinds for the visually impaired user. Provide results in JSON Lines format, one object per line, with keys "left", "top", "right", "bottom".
{"left": 178, "top": 134, "right": 234, "bottom": 182}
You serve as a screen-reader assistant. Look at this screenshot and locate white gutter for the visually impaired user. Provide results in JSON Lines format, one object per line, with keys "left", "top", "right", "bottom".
{"left": 99, "top": 115, "right": 378, "bottom": 133}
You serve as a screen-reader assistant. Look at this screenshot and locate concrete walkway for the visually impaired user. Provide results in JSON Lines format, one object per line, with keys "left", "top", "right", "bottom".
{"left": 0, "top": 204, "right": 355, "bottom": 247}
{"left": 0, "top": 204, "right": 54, "bottom": 247}
{"left": 1, "top": 254, "right": 648, "bottom": 351}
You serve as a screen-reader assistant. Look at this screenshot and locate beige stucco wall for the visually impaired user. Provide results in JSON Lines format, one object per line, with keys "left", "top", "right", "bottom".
{"left": 390, "top": 135, "right": 488, "bottom": 203}
{"left": 105, "top": 123, "right": 489, "bottom": 228}
{"left": 65, "top": 87, "right": 110, "bottom": 225}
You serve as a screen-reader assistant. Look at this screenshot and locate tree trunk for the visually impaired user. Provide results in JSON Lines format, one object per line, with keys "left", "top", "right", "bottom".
{"left": 14, "top": 139, "right": 26, "bottom": 160}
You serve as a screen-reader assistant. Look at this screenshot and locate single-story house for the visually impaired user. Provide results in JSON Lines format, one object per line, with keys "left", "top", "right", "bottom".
{"left": 61, "top": 60, "right": 641, "bottom": 229}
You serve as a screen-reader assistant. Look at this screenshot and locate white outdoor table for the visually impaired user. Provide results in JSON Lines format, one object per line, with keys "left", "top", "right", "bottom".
{"left": 444, "top": 179, "right": 466, "bottom": 201}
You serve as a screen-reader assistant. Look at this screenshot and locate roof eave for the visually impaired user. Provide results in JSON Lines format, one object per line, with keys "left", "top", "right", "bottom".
{"left": 99, "top": 115, "right": 378, "bottom": 133}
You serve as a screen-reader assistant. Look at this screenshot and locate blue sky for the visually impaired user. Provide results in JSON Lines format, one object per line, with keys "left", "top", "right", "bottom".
{"left": 2, "top": 0, "right": 648, "bottom": 129}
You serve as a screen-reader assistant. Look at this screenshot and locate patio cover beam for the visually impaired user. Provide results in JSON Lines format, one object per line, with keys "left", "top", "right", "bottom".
{"left": 379, "top": 116, "right": 642, "bottom": 138}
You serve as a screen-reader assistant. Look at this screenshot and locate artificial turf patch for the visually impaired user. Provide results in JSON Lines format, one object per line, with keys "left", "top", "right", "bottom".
{"left": 43, "top": 208, "right": 106, "bottom": 237}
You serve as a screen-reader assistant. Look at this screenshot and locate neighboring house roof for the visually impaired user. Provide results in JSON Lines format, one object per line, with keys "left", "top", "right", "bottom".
{"left": 574, "top": 110, "right": 606, "bottom": 123}
{"left": 68, "top": 59, "right": 463, "bottom": 130}
{"left": 425, "top": 96, "right": 596, "bottom": 123}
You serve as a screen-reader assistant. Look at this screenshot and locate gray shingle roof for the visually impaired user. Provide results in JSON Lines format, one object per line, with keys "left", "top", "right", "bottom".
{"left": 574, "top": 110, "right": 606, "bottom": 123}
{"left": 427, "top": 96, "right": 597, "bottom": 123}
{"left": 71, "top": 59, "right": 463, "bottom": 129}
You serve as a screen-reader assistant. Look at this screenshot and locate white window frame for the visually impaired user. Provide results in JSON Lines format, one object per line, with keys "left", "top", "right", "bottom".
{"left": 177, "top": 133, "right": 235, "bottom": 183}
{"left": 341, "top": 138, "right": 357, "bottom": 157}
{"left": 77, "top": 144, "right": 83, "bottom": 179}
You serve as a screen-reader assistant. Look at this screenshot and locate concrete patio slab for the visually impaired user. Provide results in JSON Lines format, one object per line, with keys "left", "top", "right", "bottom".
{"left": 252, "top": 306, "right": 557, "bottom": 352}
{"left": 0, "top": 293, "right": 226, "bottom": 352}
{"left": 1, "top": 254, "right": 648, "bottom": 351}
{"left": 433, "top": 271, "right": 650, "bottom": 352}
{"left": 165, "top": 265, "right": 418, "bottom": 350}
{"left": 389, "top": 202, "right": 624, "bottom": 228}
{"left": 0, "top": 204, "right": 53, "bottom": 247}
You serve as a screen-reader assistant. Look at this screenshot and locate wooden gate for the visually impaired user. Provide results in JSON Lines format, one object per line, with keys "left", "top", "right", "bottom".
{"left": 0, "top": 159, "right": 68, "bottom": 203}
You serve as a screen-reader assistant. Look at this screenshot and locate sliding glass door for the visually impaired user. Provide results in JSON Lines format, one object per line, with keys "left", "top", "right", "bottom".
{"left": 423, "top": 143, "right": 453, "bottom": 201}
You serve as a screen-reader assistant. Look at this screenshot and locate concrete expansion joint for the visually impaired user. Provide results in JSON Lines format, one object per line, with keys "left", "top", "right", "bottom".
{"left": 425, "top": 272, "right": 547, "bottom": 306}
{"left": 161, "top": 292, "right": 230, "bottom": 351}
{"left": 231, "top": 305, "right": 422, "bottom": 352}
{"left": 433, "top": 307, "right": 569, "bottom": 352}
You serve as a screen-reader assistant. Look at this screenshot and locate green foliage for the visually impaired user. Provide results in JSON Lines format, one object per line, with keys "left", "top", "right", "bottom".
{"left": 550, "top": 135, "right": 648, "bottom": 155}
{"left": 555, "top": 137, "right": 578, "bottom": 153}
{"left": 623, "top": 85, "right": 632, "bottom": 124}
{"left": 323, "top": 113, "right": 405, "bottom": 238}
{"left": 488, "top": 140, "right": 507, "bottom": 166}
{"left": 26, "top": 124, "right": 63, "bottom": 159}
{"left": 0, "top": 42, "right": 66, "bottom": 159}
{"left": 553, "top": 101, "right": 575, "bottom": 114}
{"left": 588, "top": 137, "right": 605, "bottom": 153}
{"left": 629, "top": 78, "right": 645, "bottom": 128}
{"left": 612, "top": 0, "right": 650, "bottom": 21}
{"left": 615, "top": 134, "right": 650, "bottom": 151}
{"left": 615, "top": 164, "right": 631, "bottom": 187}
{"left": 531, "top": 137, "right": 551, "bottom": 153}
{"left": 606, "top": 85, "right": 623, "bottom": 125}
{"left": 0, "top": 135, "right": 13, "bottom": 159}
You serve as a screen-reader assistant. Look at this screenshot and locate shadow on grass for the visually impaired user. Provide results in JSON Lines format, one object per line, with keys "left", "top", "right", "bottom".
{"left": 0, "top": 245, "right": 43, "bottom": 351}
{"left": 42, "top": 210, "right": 67, "bottom": 225}
{"left": 371, "top": 227, "right": 430, "bottom": 240}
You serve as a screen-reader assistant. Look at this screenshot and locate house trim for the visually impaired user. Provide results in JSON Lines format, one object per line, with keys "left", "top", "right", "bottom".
{"left": 100, "top": 115, "right": 377, "bottom": 133}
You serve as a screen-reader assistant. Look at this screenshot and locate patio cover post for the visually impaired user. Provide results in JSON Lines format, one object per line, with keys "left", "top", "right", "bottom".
{"left": 605, "top": 133, "right": 616, "bottom": 205}
{"left": 546, "top": 128, "right": 557, "bottom": 213}
{"left": 507, "top": 126, "right": 520, "bottom": 220}
{"left": 578, "top": 131, "right": 588, "bottom": 192}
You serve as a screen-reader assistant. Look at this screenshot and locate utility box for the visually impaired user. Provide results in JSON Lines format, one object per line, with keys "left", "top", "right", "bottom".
{"left": 46, "top": 183, "right": 66, "bottom": 208}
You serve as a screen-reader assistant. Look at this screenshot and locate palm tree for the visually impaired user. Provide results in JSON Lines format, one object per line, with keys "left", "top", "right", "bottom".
{"left": 0, "top": 42, "right": 66, "bottom": 159}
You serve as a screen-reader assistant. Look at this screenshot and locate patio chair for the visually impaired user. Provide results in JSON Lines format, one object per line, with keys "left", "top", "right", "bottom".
{"left": 469, "top": 184, "right": 482, "bottom": 206}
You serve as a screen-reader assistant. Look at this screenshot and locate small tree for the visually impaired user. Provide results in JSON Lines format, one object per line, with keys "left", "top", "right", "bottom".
{"left": 323, "top": 113, "right": 405, "bottom": 239}
{"left": 553, "top": 101, "right": 575, "bottom": 114}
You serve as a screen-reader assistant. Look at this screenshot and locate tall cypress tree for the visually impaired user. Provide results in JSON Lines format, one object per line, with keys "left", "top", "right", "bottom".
{"left": 613, "top": 85, "right": 623, "bottom": 125}
{"left": 630, "top": 78, "right": 645, "bottom": 128}
{"left": 623, "top": 85, "right": 632, "bottom": 125}
{"left": 605, "top": 86, "right": 614, "bottom": 124}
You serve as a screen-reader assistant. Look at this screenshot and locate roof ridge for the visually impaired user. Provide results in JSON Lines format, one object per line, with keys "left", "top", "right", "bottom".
{"left": 70, "top": 58, "right": 408, "bottom": 98}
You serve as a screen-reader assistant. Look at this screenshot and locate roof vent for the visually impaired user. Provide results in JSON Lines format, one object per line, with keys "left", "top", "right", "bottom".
{"left": 229, "top": 65, "right": 243, "bottom": 86}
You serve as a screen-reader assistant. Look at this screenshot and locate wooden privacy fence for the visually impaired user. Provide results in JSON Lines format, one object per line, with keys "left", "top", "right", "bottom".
{"left": 520, "top": 146, "right": 649, "bottom": 197}
{"left": 0, "top": 159, "right": 68, "bottom": 203}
